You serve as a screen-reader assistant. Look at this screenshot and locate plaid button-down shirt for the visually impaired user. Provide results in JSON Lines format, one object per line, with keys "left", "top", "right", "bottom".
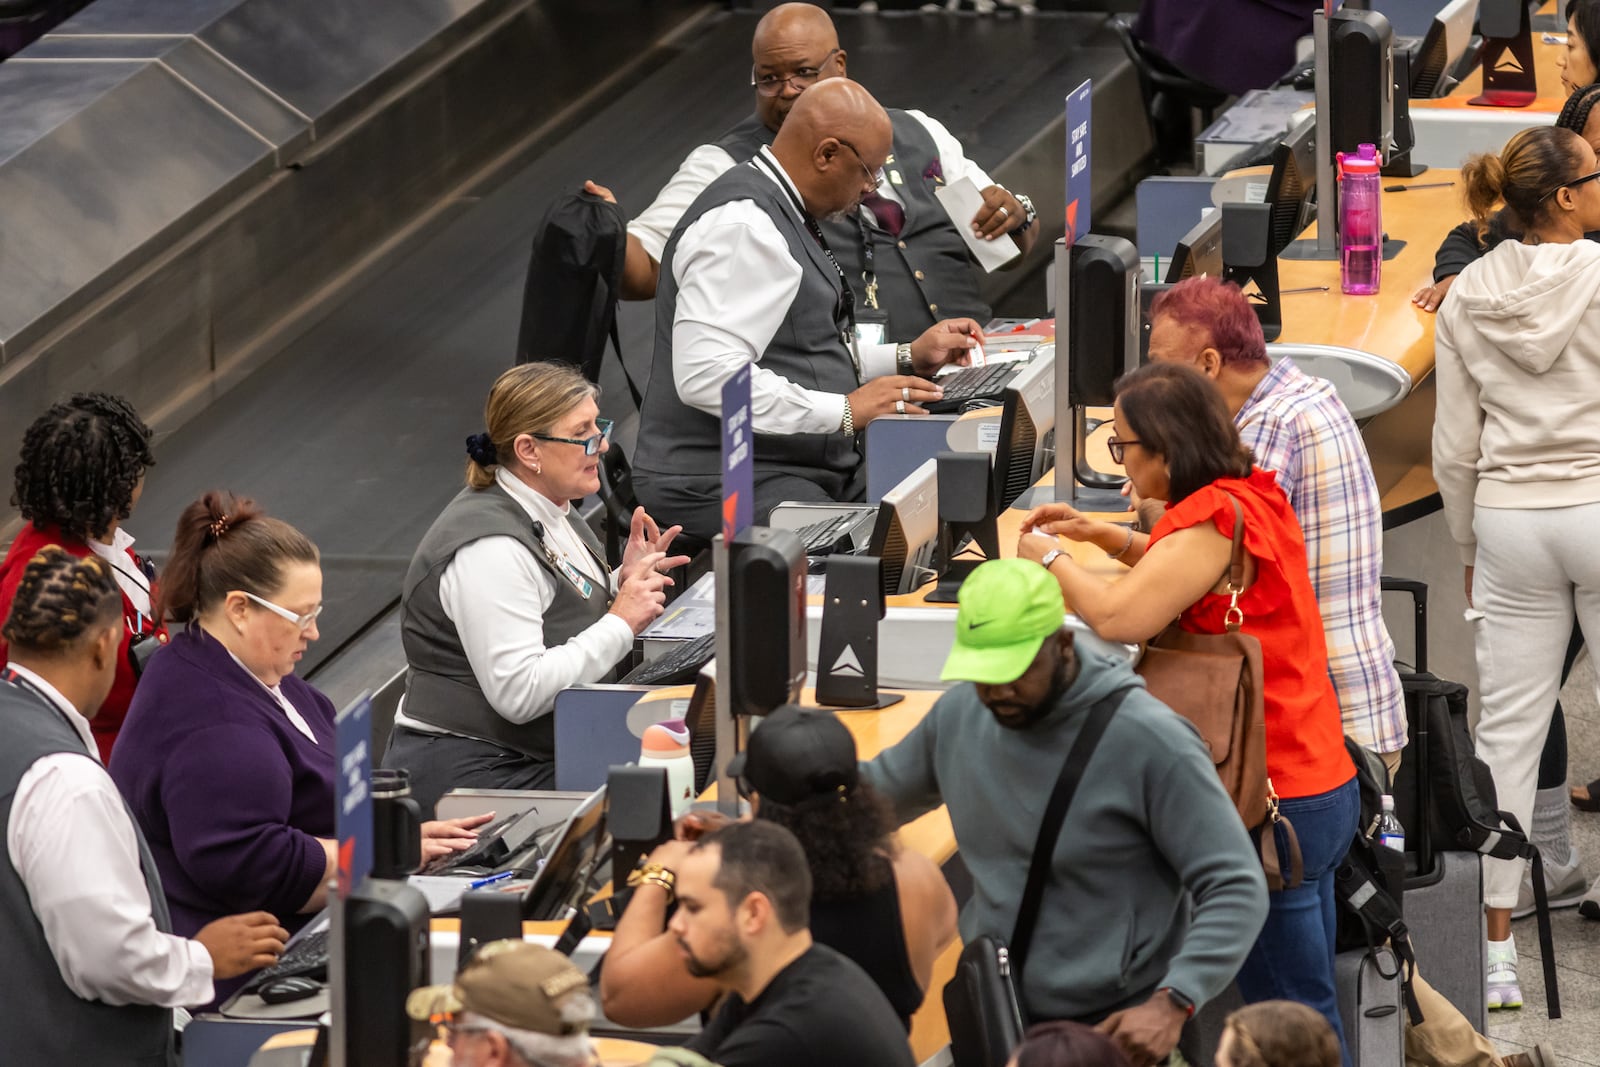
{"left": 1236, "top": 358, "right": 1407, "bottom": 754}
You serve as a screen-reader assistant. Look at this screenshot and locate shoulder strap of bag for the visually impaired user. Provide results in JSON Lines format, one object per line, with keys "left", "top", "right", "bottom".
{"left": 1010, "top": 688, "right": 1125, "bottom": 974}
{"left": 1221, "top": 494, "right": 1246, "bottom": 633}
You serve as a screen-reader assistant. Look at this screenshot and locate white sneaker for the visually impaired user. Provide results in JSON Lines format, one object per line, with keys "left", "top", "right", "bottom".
{"left": 1487, "top": 938, "right": 1522, "bottom": 1011}
{"left": 1513, "top": 849, "right": 1587, "bottom": 918}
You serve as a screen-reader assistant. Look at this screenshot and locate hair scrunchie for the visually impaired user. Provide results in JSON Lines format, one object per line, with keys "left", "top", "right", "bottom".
{"left": 465, "top": 432, "right": 498, "bottom": 467}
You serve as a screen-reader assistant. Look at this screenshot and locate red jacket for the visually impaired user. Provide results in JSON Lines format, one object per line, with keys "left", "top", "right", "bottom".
{"left": 0, "top": 522, "right": 166, "bottom": 763}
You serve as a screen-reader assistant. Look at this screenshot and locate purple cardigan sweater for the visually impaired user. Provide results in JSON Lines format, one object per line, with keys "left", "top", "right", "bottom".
{"left": 111, "top": 626, "right": 336, "bottom": 1001}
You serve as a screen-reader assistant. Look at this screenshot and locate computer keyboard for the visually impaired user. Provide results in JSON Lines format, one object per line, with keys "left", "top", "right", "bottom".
{"left": 795, "top": 512, "right": 860, "bottom": 556}
{"left": 924, "top": 364, "right": 1020, "bottom": 414}
{"left": 240, "top": 926, "right": 329, "bottom": 993}
{"left": 621, "top": 632, "right": 716, "bottom": 685}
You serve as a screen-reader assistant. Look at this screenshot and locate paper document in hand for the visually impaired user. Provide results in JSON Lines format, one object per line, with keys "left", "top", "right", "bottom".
{"left": 934, "top": 177, "right": 1021, "bottom": 273}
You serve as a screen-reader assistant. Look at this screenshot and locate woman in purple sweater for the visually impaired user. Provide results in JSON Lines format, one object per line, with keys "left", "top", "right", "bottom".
{"left": 111, "top": 491, "right": 485, "bottom": 1004}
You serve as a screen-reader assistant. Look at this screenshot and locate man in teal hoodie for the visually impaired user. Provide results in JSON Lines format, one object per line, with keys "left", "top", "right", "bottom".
{"left": 861, "top": 559, "right": 1267, "bottom": 1067}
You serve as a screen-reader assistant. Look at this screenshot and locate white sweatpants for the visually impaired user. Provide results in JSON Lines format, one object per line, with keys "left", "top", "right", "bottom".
{"left": 1472, "top": 502, "right": 1600, "bottom": 909}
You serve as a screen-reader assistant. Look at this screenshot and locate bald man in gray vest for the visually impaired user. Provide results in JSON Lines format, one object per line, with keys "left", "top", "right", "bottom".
{"left": 590, "top": 2, "right": 1037, "bottom": 339}
{"left": 631, "top": 80, "right": 982, "bottom": 543}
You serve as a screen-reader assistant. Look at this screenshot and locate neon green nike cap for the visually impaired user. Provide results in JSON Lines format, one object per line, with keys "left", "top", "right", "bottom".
{"left": 940, "top": 559, "right": 1068, "bottom": 685}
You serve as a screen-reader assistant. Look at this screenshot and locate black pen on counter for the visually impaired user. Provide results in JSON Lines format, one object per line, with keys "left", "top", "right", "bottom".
{"left": 1281, "top": 286, "right": 1331, "bottom": 295}
{"left": 1385, "top": 180, "right": 1456, "bottom": 192}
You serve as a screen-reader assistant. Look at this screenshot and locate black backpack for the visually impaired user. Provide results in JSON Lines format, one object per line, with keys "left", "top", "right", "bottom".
{"left": 514, "top": 189, "right": 642, "bottom": 406}
{"left": 1334, "top": 739, "right": 1423, "bottom": 1023}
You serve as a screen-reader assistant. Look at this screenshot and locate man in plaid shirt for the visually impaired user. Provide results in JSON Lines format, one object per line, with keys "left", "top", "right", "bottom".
{"left": 1144, "top": 277, "right": 1406, "bottom": 762}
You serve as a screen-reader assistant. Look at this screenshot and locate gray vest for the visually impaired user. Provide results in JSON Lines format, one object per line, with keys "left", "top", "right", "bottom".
{"left": 638, "top": 156, "right": 862, "bottom": 483}
{"left": 401, "top": 483, "right": 616, "bottom": 760}
{"left": 713, "top": 110, "right": 991, "bottom": 337}
{"left": 0, "top": 677, "right": 176, "bottom": 1067}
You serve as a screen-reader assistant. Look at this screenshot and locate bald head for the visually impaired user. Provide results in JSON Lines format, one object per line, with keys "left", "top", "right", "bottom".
{"left": 750, "top": 3, "right": 846, "bottom": 131}
{"left": 772, "top": 79, "right": 892, "bottom": 220}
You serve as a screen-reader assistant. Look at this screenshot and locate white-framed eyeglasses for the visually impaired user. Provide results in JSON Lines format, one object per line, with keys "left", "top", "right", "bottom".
{"left": 240, "top": 591, "right": 323, "bottom": 631}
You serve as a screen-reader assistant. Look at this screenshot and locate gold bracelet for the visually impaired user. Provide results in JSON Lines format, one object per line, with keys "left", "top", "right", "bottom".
{"left": 1106, "top": 526, "right": 1136, "bottom": 561}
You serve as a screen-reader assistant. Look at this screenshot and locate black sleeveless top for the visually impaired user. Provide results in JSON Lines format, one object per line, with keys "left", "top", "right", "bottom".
{"left": 808, "top": 856, "right": 924, "bottom": 1029}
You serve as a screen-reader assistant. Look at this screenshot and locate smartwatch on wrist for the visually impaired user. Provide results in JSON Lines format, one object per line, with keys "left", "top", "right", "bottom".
{"left": 1160, "top": 987, "right": 1196, "bottom": 1019}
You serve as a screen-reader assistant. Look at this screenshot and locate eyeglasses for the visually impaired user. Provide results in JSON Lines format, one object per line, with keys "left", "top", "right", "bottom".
{"left": 440, "top": 1021, "right": 489, "bottom": 1044}
{"left": 836, "top": 139, "right": 885, "bottom": 193}
{"left": 1540, "top": 167, "right": 1600, "bottom": 201}
{"left": 531, "top": 418, "right": 614, "bottom": 457}
{"left": 750, "top": 48, "right": 839, "bottom": 96}
{"left": 240, "top": 591, "right": 323, "bottom": 631}
{"left": 1106, "top": 437, "right": 1144, "bottom": 465}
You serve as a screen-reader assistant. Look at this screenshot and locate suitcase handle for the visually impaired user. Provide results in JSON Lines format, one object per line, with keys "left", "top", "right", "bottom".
{"left": 1380, "top": 577, "right": 1427, "bottom": 675}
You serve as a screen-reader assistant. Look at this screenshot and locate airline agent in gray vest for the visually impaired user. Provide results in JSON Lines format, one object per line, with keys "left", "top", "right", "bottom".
{"left": 386, "top": 364, "right": 689, "bottom": 816}
{"left": 588, "top": 2, "right": 1037, "bottom": 339}
{"left": 0, "top": 546, "right": 287, "bottom": 1065}
{"left": 632, "top": 80, "right": 984, "bottom": 543}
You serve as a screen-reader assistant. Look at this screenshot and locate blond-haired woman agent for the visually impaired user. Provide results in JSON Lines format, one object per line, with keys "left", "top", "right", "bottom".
{"left": 384, "top": 364, "right": 689, "bottom": 816}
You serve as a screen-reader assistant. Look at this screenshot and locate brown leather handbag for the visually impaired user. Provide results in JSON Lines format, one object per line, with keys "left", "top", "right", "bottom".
{"left": 1134, "top": 495, "right": 1303, "bottom": 890}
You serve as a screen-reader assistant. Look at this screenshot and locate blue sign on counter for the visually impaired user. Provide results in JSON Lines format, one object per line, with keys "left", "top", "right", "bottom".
{"left": 721, "top": 364, "right": 753, "bottom": 542}
{"left": 1065, "top": 79, "right": 1092, "bottom": 246}
{"left": 335, "top": 693, "right": 373, "bottom": 899}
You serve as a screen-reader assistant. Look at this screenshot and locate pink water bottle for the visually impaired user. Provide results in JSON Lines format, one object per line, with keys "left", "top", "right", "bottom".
{"left": 1337, "top": 143, "right": 1382, "bottom": 295}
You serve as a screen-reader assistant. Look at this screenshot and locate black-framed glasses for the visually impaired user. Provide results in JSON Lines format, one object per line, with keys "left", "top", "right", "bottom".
{"left": 750, "top": 48, "right": 840, "bottom": 95}
{"left": 1106, "top": 437, "right": 1143, "bottom": 465}
{"left": 1540, "top": 167, "right": 1600, "bottom": 201}
{"left": 531, "top": 418, "right": 613, "bottom": 457}
{"left": 836, "top": 139, "right": 886, "bottom": 193}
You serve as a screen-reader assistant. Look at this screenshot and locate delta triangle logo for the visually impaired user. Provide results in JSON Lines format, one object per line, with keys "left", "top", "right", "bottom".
{"left": 1493, "top": 53, "right": 1524, "bottom": 74}
{"left": 830, "top": 644, "right": 865, "bottom": 676}
{"left": 1240, "top": 280, "right": 1268, "bottom": 304}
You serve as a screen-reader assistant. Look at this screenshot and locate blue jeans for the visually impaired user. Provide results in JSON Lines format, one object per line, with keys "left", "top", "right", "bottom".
{"left": 1235, "top": 776, "right": 1360, "bottom": 1067}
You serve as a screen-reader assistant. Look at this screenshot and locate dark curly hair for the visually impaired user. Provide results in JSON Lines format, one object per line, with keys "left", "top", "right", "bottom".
{"left": 757, "top": 780, "right": 897, "bottom": 903}
{"left": 12, "top": 393, "right": 154, "bottom": 542}
{"left": 1, "top": 545, "right": 121, "bottom": 653}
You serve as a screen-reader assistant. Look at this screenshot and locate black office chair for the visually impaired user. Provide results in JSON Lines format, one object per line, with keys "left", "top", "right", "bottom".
{"left": 1110, "top": 16, "right": 1230, "bottom": 172}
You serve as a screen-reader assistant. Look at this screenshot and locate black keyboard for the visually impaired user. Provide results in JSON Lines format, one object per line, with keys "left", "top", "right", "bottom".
{"left": 240, "top": 926, "right": 329, "bottom": 993}
{"left": 924, "top": 364, "right": 1020, "bottom": 414}
{"left": 795, "top": 513, "right": 860, "bottom": 556}
{"left": 621, "top": 632, "right": 716, "bottom": 685}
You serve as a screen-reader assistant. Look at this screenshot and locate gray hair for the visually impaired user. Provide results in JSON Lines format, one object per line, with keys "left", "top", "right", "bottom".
{"left": 459, "top": 1006, "right": 597, "bottom": 1067}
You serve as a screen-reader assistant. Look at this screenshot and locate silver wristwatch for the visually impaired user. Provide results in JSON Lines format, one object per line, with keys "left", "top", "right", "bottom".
{"left": 895, "top": 342, "right": 915, "bottom": 376}
{"left": 1039, "top": 547, "right": 1065, "bottom": 570}
{"left": 1014, "top": 193, "right": 1038, "bottom": 233}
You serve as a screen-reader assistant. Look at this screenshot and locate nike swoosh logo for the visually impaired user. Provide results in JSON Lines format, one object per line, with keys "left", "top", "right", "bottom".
{"left": 966, "top": 619, "right": 994, "bottom": 630}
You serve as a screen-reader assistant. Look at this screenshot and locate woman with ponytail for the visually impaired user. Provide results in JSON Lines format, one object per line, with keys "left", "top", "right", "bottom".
{"left": 110, "top": 492, "right": 485, "bottom": 1006}
{"left": 0, "top": 392, "right": 162, "bottom": 762}
{"left": 383, "top": 363, "right": 688, "bottom": 817}
{"left": 1434, "top": 124, "right": 1600, "bottom": 1012}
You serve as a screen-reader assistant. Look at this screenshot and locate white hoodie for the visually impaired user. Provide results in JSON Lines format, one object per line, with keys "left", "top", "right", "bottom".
{"left": 1434, "top": 239, "right": 1600, "bottom": 565}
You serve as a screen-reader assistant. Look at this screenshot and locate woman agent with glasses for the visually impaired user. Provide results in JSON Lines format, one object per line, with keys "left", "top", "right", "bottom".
{"left": 109, "top": 491, "right": 487, "bottom": 1007}
{"left": 1434, "top": 124, "right": 1600, "bottom": 1011}
{"left": 382, "top": 363, "right": 689, "bottom": 817}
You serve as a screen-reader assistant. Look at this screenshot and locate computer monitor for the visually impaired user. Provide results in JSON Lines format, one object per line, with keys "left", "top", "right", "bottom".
{"left": 1164, "top": 209, "right": 1223, "bottom": 283}
{"left": 683, "top": 668, "right": 719, "bottom": 794}
{"left": 519, "top": 785, "right": 608, "bottom": 921}
{"left": 1327, "top": 8, "right": 1396, "bottom": 162}
{"left": 1409, "top": 0, "right": 1479, "bottom": 96}
{"left": 1266, "top": 116, "right": 1318, "bottom": 255}
{"left": 865, "top": 457, "right": 939, "bottom": 596}
{"left": 994, "top": 347, "right": 1057, "bottom": 511}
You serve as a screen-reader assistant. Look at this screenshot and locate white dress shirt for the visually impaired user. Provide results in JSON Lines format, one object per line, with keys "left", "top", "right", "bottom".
{"left": 668, "top": 147, "right": 900, "bottom": 436}
{"left": 393, "top": 468, "right": 634, "bottom": 735}
{"left": 224, "top": 648, "right": 319, "bottom": 744}
{"left": 4, "top": 663, "right": 213, "bottom": 1007}
{"left": 87, "top": 528, "right": 152, "bottom": 619}
{"left": 628, "top": 109, "right": 994, "bottom": 261}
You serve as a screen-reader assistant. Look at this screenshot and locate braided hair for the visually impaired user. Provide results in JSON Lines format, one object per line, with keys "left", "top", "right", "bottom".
{"left": 12, "top": 393, "right": 155, "bottom": 542}
{"left": 1557, "top": 82, "right": 1600, "bottom": 137}
{"left": 1, "top": 545, "right": 121, "bottom": 654}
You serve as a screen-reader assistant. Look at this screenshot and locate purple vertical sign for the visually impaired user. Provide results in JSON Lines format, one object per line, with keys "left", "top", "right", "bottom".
{"left": 721, "top": 365, "right": 753, "bottom": 541}
{"left": 1065, "top": 79, "right": 1092, "bottom": 247}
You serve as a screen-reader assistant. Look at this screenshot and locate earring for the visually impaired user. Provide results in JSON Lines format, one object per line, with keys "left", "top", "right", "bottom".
{"left": 533, "top": 463, "right": 542, "bottom": 475}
